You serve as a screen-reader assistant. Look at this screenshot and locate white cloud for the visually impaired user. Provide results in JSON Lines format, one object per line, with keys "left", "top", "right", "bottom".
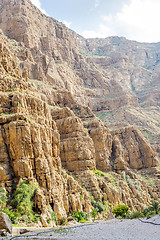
{"left": 30, "top": 0, "right": 47, "bottom": 15}
{"left": 102, "top": 14, "right": 113, "bottom": 23}
{"left": 62, "top": 20, "right": 72, "bottom": 28}
{"left": 82, "top": 0, "right": 160, "bottom": 42}
{"left": 82, "top": 24, "right": 115, "bottom": 38}
{"left": 116, "top": 0, "right": 160, "bottom": 42}
{"left": 82, "top": 30, "right": 101, "bottom": 38}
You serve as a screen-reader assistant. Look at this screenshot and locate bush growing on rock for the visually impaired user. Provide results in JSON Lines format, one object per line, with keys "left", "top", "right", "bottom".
{"left": 142, "top": 201, "right": 160, "bottom": 218}
{"left": 93, "top": 169, "right": 106, "bottom": 177}
{"left": 95, "top": 201, "right": 106, "bottom": 213}
{"left": 60, "top": 217, "right": 68, "bottom": 225}
{"left": 90, "top": 195, "right": 106, "bottom": 213}
{"left": 1, "top": 208, "right": 19, "bottom": 224}
{"left": 150, "top": 201, "right": 160, "bottom": 215}
{"left": 112, "top": 204, "right": 129, "bottom": 218}
{"left": 0, "top": 187, "right": 7, "bottom": 209}
{"left": 51, "top": 212, "right": 58, "bottom": 224}
{"left": 1, "top": 180, "right": 40, "bottom": 224}
{"left": 91, "top": 208, "right": 98, "bottom": 221}
{"left": 127, "top": 210, "right": 143, "bottom": 219}
{"left": 127, "top": 201, "right": 160, "bottom": 219}
{"left": 47, "top": 212, "right": 58, "bottom": 225}
{"left": 72, "top": 211, "right": 88, "bottom": 222}
{"left": 142, "top": 206, "right": 152, "bottom": 217}
{"left": 10, "top": 180, "right": 38, "bottom": 222}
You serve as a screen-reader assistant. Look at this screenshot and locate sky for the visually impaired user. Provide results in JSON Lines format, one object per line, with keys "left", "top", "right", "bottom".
{"left": 30, "top": 0, "right": 160, "bottom": 43}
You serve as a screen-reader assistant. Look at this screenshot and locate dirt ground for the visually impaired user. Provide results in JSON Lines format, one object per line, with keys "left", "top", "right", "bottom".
{"left": 1, "top": 215, "right": 160, "bottom": 240}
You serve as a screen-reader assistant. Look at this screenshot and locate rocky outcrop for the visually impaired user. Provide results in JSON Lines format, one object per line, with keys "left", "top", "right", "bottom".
{"left": 51, "top": 107, "right": 96, "bottom": 172}
{"left": 0, "top": 92, "right": 92, "bottom": 220}
{"left": 111, "top": 127, "right": 159, "bottom": 170}
{"left": 79, "top": 36, "right": 160, "bottom": 151}
{"left": 84, "top": 117, "right": 112, "bottom": 171}
{"left": 0, "top": 95, "right": 92, "bottom": 222}
{"left": 0, "top": 212, "right": 12, "bottom": 235}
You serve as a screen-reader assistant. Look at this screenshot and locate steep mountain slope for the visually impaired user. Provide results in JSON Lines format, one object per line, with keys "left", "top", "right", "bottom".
{"left": 0, "top": 0, "right": 159, "bottom": 226}
{"left": 78, "top": 36, "right": 160, "bottom": 154}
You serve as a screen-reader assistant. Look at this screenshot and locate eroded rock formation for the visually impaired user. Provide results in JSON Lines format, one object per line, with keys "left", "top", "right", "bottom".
{"left": 0, "top": 0, "right": 159, "bottom": 226}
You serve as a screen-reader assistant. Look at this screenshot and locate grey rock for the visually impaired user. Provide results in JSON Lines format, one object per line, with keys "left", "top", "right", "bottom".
{"left": 0, "top": 212, "right": 12, "bottom": 234}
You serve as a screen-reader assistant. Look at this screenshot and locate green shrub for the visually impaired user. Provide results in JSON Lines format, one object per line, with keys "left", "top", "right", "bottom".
{"left": 91, "top": 196, "right": 106, "bottom": 213}
{"left": 95, "top": 201, "right": 106, "bottom": 213}
{"left": 10, "top": 180, "right": 38, "bottom": 222}
{"left": 142, "top": 202, "right": 160, "bottom": 218}
{"left": 80, "top": 194, "right": 83, "bottom": 201}
{"left": 47, "top": 212, "right": 58, "bottom": 224}
{"left": 47, "top": 217, "right": 52, "bottom": 224}
{"left": 19, "top": 215, "right": 30, "bottom": 223}
{"left": 150, "top": 201, "right": 160, "bottom": 214}
{"left": 33, "top": 214, "right": 41, "bottom": 223}
{"left": 72, "top": 211, "right": 88, "bottom": 222}
{"left": 93, "top": 169, "right": 105, "bottom": 177}
{"left": 51, "top": 212, "right": 58, "bottom": 224}
{"left": 91, "top": 208, "right": 98, "bottom": 221}
{"left": 2, "top": 208, "right": 19, "bottom": 224}
{"left": 0, "top": 187, "right": 7, "bottom": 209}
{"left": 142, "top": 206, "right": 152, "bottom": 217}
{"left": 112, "top": 204, "right": 129, "bottom": 218}
{"left": 128, "top": 211, "right": 143, "bottom": 219}
{"left": 60, "top": 217, "right": 68, "bottom": 225}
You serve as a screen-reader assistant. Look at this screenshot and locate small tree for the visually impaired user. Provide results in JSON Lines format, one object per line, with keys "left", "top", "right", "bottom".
{"left": 112, "top": 204, "right": 129, "bottom": 218}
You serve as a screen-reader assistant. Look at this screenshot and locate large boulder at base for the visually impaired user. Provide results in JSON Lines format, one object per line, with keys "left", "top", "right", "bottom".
{"left": 0, "top": 212, "right": 12, "bottom": 234}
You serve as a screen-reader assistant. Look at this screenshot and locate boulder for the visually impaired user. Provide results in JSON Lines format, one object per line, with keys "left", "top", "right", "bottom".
{"left": 0, "top": 212, "right": 12, "bottom": 235}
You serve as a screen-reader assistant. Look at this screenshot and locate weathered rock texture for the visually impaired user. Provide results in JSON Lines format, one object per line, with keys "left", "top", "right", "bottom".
{"left": 0, "top": 0, "right": 159, "bottom": 225}
{"left": 0, "top": 31, "right": 93, "bottom": 224}
{"left": 110, "top": 127, "right": 159, "bottom": 170}
{"left": 51, "top": 107, "right": 96, "bottom": 172}
{"left": 0, "top": 212, "right": 12, "bottom": 234}
{"left": 80, "top": 37, "right": 160, "bottom": 154}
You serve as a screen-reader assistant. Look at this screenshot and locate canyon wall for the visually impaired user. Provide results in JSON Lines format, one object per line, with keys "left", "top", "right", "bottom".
{"left": 0, "top": 0, "right": 159, "bottom": 226}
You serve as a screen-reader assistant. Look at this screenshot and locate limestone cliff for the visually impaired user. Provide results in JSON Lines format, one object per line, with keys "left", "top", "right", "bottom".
{"left": 0, "top": 31, "right": 92, "bottom": 225}
{"left": 80, "top": 37, "right": 160, "bottom": 153}
{"left": 0, "top": 0, "right": 159, "bottom": 226}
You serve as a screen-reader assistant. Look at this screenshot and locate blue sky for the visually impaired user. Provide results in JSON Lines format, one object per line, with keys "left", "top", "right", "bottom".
{"left": 31, "top": 0, "right": 160, "bottom": 43}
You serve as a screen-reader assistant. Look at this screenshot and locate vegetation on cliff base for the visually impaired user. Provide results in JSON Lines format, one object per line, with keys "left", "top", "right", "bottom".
{"left": 0, "top": 181, "right": 40, "bottom": 224}
{"left": 1, "top": 183, "right": 160, "bottom": 226}
{"left": 112, "top": 202, "right": 160, "bottom": 219}
{"left": 112, "top": 204, "right": 129, "bottom": 218}
{"left": 72, "top": 211, "right": 89, "bottom": 223}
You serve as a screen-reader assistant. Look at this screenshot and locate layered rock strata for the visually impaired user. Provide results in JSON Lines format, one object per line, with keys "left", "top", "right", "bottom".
{"left": 0, "top": 0, "right": 159, "bottom": 226}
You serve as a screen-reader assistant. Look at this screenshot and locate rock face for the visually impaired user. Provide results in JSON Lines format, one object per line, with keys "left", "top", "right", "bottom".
{"left": 0, "top": 31, "right": 92, "bottom": 223}
{"left": 51, "top": 107, "right": 96, "bottom": 172}
{"left": 0, "top": 0, "right": 159, "bottom": 225}
{"left": 79, "top": 37, "right": 160, "bottom": 153}
{"left": 110, "top": 127, "right": 159, "bottom": 171}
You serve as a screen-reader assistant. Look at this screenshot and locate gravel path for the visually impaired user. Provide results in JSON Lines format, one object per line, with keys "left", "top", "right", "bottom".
{"left": 37, "top": 217, "right": 160, "bottom": 240}
{"left": 1, "top": 216, "right": 160, "bottom": 240}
